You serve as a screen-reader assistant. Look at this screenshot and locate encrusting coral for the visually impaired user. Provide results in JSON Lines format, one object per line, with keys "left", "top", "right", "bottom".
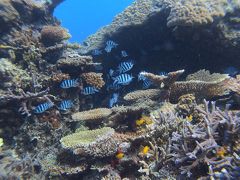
{"left": 81, "top": 72, "right": 105, "bottom": 89}
{"left": 163, "top": 0, "right": 237, "bottom": 27}
{"left": 60, "top": 127, "right": 119, "bottom": 158}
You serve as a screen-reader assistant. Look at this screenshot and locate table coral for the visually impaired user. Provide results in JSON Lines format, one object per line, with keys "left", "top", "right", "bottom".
{"left": 60, "top": 127, "right": 119, "bottom": 158}
{"left": 71, "top": 108, "right": 112, "bottom": 122}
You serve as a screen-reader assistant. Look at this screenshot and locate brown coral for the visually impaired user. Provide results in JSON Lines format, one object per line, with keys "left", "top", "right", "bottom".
{"left": 37, "top": 109, "right": 61, "bottom": 129}
{"left": 71, "top": 108, "right": 112, "bottom": 122}
{"left": 81, "top": 72, "right": 105, "bottom": 89}
{"left": 40, "top": 25, "right": 71, "bottom": 46}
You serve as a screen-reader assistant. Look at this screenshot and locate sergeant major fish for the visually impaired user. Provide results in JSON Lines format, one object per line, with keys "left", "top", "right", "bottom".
{"left": 121, "top": 50, "right": 128, "bottom": 57}
{"left": 60, "top": 79, "right": 79, "bottom": 89}
{"left": 92, "top": 49, "right": 102, "bottom": 56}
{"left": 34, "top": 102, "right": 54, "bottom": 114}
{"left": 104, "top": 40, "right": 118, "bottom": 53}
{"left": 81, "top": 86, "right": 99, "bottom": 95}
{"left": 109, "top": 93, "right": 119, "bottom": 108}
{"left": 59, "top": 100, "right": 73, "bottom": 111}
{"left": 113, "top": 73, "right": 134, "bottom": 85}
{"left": 117, "top": 60, "right": 134, "bottom": 74}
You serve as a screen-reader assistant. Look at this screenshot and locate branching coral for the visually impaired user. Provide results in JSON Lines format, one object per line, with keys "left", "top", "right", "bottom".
{"left": 170, "top": 100, "right": 240, "bottom": 178}
{"left": 0, "top": 88, "right": 51, "bottom": 116}
{"left": 60, "top": 127, "right": 119, "bottom": 158}
{"left": 81, "top": 72, "right": 105, "bottom": 89}
{"left": 71, "top": 108, "right": 112, "bottom": 122}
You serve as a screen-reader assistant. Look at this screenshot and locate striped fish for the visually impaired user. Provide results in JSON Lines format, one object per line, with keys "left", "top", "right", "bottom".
{"left": 138, "top": 71, "right": 147, "bottom": 81}
{"left": 159, "top": 71, "right": 168, "bottom": 76}
{"left": 60, "top": 79, "right": 79, "bottom": 89}
{"left": 121, "top": 50, "right": 128, "bottom": 57}
{"left": 92, "top": 49, "right": 102, "bottom": 56}
{"left": 142, "top": 79, "right": 153, "bottom": 89}
{"left": 113, "top": 74, "right": 134, "bottom": 86}
{"left": 81, "top": 86, "right": 99, "bottom": 95}
{"left": 117, "top": 61, "right": 134, "bottom": 74}
{"left": 104, "top": 40, "right": 118, "bottom": 53}
{"left": 34, "top": 102, "right": 54, "bottom": 114}
{"left": 107, "top": 82, "right": 122, "bottom": 91}
{"left": 59, "top": 100, "right": 73, "bottom": 111}
{"left": 109, "top": 93, "right": 119, "bottom": 108}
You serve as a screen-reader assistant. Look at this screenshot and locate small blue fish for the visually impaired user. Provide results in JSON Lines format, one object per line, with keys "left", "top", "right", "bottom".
{"left": 138, "top": 71, "right": 147, "bottom": 81}
{"left": 142, "top": 79, "right": 153, "bottom": 89}
{"left": 92, "top": 49, "right": 102, "bottom": 56}
{"left": 121, "top": 50, "right": 128, "bottom": 57}
{"left": 59, "top": 100, "right": 73, "bottom": 111}
{"left": 104, "top": 40, "right": 118, "bottom": 53}
{"left": 109, "top": 69, "right": 114, "bottom": 77}
{"left": 60, "top": 79, "right": 79, "bottom": 89}
{"left": 81, "top": 86, "right": 99, "bottom": 95}
{"left": 223, "top": 66, "right": 239, "bottom": 77}
{"left": 113, "top": 74, "right": 134, "bottom": 85}
{"left": 34, "top": 102, "right": 54, "bottom": 114}
{"left": 117, "top": 60, "right": 134, "bottom": 74}
{"left": 107, "top": 82, "right": 122, "bottom": 91}
{"left": 159, "top": 71, "right": 168, "bottom": 76}
{"left": 109, "top": 93, "right": 119, "bottom": 108}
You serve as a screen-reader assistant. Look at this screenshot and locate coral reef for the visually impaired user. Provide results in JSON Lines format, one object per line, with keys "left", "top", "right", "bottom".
{"left": 0, "top": 0, "right": 240, "bottom": 179}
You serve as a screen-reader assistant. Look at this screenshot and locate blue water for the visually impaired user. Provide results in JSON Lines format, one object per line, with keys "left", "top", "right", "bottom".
{"left": 54, "top": 0, "right": 134, "bottom": 43}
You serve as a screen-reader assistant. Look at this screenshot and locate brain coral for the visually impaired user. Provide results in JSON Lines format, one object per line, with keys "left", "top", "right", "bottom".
{"left": 60, "top": 127, "right": 119, "bottom": 157}
{"left": 71, "top": 108, "right": 112, "bottom": 122}
{"left": 165, "top": 0, "right": 228, "bottom": 27}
